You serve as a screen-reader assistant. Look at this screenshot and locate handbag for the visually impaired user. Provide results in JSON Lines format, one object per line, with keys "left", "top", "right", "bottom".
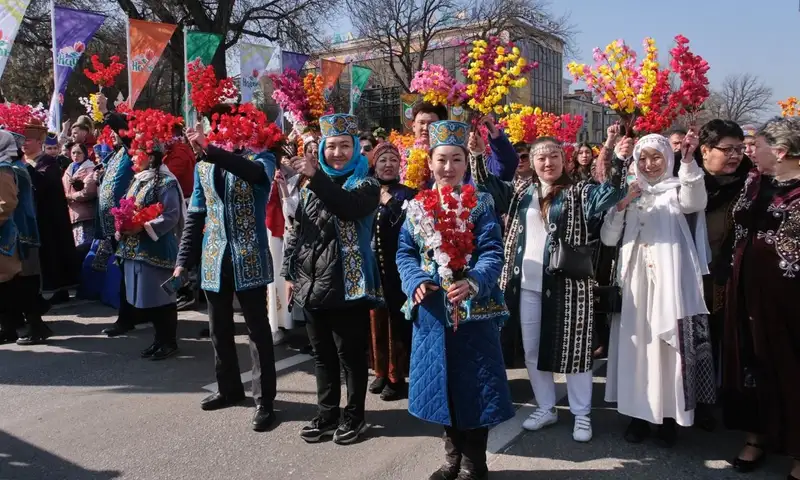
{"left": 593, "top": 210, "right": 626, "bottom": 314}
{"left": 546, "top": 202, "right": 596, "bottom": 279}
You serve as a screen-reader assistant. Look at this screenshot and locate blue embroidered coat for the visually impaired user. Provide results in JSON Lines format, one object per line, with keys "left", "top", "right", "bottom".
{"left": 96, "top": 147, "right": 135, "bottom": 240}
{"left": 396, "top": 191, "right": 514, "bottom": 429}
{"left": 116, "top": 175, "right": 181, "bottom": 269}
{"left": 187, "top": 150, "right": 276, "bottom": 292}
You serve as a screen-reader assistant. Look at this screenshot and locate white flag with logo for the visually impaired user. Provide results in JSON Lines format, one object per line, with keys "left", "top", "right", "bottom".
{"left": 239, "top": 43, "right": 275, "bottom": 103}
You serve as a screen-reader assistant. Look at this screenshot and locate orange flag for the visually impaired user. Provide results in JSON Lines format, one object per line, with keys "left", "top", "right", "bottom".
{"left": 127, "top": 19, "right": 177, "bottom": 107}
{"left": 321, "top": 59, "right": 346, "bottom": 99}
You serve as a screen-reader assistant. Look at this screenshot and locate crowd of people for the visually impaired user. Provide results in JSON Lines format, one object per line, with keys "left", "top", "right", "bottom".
{"left": 0, "top": 89, "right": 798, "bottom": 480}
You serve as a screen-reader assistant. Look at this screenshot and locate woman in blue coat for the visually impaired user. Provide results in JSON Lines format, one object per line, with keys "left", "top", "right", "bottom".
{"left": 396, "top": 121, "right": 513, "bottom": 480}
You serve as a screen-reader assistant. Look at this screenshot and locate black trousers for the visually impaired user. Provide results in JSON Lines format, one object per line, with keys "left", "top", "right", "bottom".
{"left": 304, "top": 305, "right": 370, "bottom": 423}
{"left": 135, "top": 303, "right": 178, "bottom": 347}
{"left": 204, "top": 257, "right": 276, "bottom": 408}
{"left": 444, "top": 426, "right": 489, "bottom": 473}
{"left": 0, "top": 274, "right": 46, "bottom": 332}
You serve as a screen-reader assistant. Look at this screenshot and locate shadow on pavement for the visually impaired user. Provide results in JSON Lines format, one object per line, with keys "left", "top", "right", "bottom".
{"left": 0, "top": 430, "right": 121, "bottom": 479}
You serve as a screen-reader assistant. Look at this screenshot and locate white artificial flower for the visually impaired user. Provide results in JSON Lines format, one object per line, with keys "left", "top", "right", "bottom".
{"left": 434, "top": 250, "right": 450, "bottom": 267}
{"left": 438, "top": 265, "right": 453, "bottom": 281}
{"left": 429, "top": 230, "right": 442, "bottom": 248}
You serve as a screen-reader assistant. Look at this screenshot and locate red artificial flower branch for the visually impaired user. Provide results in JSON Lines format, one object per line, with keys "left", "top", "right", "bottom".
{"left": 186, "top": 59, "right": 238, "bottom": 115}
{"left": 208, "top": 103, "right": 285, "bottom": 152}
{"left": 84, "top": 55, "right": 126, "bottom": 89}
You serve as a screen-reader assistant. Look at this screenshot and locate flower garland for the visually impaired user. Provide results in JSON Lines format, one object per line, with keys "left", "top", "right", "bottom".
{"left": 779, "top": 97, "right": 798, "bottom": 117}
{"left": 461, "top": 38, "right": 536, "bottom": 116}
{"left": 567, "top": 35, "right": 709, "bottom": 134}
{"left": 186, "top": 60, "right": 238, "bottom": 116}
{"left": 120, "top": 109, "right": 184, "bottom": 172}
{"left": 410, "top": 62, "right": 468, "bottom": 106}
{"left": 84, "top": 55, "right": 125, "bottom": 89}
{"left": 404, "top": 184, "right": 478, "bottom": 292}
{"left": 207, "top": 103, "right": 284, "bottom": 152}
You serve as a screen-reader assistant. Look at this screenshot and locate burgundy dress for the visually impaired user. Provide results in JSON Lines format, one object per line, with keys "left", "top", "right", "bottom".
{"left": 724, "top": 169, "right": 800, "bottom": 458}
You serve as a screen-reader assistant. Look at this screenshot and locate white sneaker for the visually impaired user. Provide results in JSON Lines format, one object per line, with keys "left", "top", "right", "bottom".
{"left": 272, "top": 330, "right": 287, "bottom": 346}
{"left": 572, "top": 415, "right": 593, "bottom": 442}
{"left": 522, "top": 407, "right": 558, "bottom": 431}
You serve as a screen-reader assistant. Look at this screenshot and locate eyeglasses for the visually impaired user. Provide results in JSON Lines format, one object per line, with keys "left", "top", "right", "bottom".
{"left": 713, "top": 145, "right": 745, "bottom": 157}
{"left": 519, "top": 153, "right": 530, "bottom": 160}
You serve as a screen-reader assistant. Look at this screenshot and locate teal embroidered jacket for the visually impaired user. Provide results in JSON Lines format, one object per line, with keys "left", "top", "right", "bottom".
{"left": 185, "top": 149, "right": 276, "bottom": 293}
{"left": 96, "top": 147, "right": 135, "bottom": 240}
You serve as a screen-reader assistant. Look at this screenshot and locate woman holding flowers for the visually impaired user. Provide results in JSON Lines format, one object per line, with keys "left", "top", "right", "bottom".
{"left": 368, "top": 142, "right": 416, "bottom": 401}
{"left": 397, "top": 120, "right": 512, "bottom": 480}
{"left": 115, "top": 142, "right": 184, "bottom": 361}
{"left": 602, "top": 132, "right": 714, "bottom": 447}
{"left": 471, "top": 126, "right": 627, "bottom": 443}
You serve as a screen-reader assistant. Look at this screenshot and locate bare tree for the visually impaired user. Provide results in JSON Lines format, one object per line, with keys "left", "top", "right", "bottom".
{"left": 344, "top": 0, "right": 573, "bottom": 92}
{"left": 710, "top": 73, "right": 773, "bottom": 125}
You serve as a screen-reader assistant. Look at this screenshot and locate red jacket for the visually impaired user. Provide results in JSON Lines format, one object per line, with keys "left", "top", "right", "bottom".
{"left": 163, "top": 142, "right": 196, "bottom": 197}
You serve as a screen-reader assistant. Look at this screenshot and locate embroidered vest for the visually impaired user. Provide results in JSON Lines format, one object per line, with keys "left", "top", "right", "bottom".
{"left": 115, "top": 175, "right": 178, "bottom": 269}
{"left": 10, "top": 160, "right": 39, "bottom": 254}
{"left": 190, "top": 152, "right": 274, "bottom": 292}
{"left": 97, "top": 148, "right": 135, "bottom": 239}
{"left": 0, "top": 163, "right": 18, "bottom": 257}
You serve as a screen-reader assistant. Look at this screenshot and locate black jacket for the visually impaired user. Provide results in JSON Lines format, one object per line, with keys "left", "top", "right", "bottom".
{"left": 281, "top": 170, "right": 380, "bottom": 310}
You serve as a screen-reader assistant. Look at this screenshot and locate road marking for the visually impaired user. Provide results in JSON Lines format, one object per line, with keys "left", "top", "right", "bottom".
{"left": 201, "top": 353, "right": 313, "bottom": 392}
{"left": 487, "top": 359, "right": 607, "bottom": 456}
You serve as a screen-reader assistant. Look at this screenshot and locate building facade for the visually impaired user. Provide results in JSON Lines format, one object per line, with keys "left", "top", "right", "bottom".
{"left": 562, "top": 87, "right": 619, "bottom": 144}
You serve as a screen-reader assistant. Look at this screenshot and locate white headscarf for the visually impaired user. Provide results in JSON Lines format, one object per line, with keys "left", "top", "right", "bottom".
{"left": 630, "top": 134, "right": 710, "bottom": 347}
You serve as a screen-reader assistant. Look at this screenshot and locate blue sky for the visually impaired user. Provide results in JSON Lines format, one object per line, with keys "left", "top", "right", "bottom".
{"left": 551, "top": 0, "right": 797, "bottom": 115}
{"left": 328, "top": 0, "right": 797, "bottom": 116}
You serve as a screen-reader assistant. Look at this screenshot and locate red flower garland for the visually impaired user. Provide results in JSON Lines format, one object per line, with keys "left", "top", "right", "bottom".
{"left": 207, "top": 103, "right": 284, "bottom": 152}
{"left": 84, "top": 55, "right": 126, "bottom": 88}
{"left": 186, "top": 60, "right": 238, "bottom": 115}
{"left": 414, "top": 184, "right": 478, "bottom": 273}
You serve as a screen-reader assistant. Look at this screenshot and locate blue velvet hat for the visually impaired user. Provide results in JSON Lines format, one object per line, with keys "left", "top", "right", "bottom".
{"left": 320, "top": 113, "right": 358, "bottom": 139}
{"left": 428, "top": 120, "right": 469, "bottom": 151}
{"left": 44, "top": 133, "right": 59, "bottom": 146}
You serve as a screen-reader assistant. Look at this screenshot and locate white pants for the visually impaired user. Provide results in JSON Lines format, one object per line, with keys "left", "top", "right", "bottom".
{"left": 519, "top": 289, "right": 593, "bottom": 416}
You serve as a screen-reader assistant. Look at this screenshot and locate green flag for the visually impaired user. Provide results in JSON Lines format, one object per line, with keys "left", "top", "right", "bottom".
{"left": 350, "top": 65, "right": 372, "bottom": 114}
{"left": 184, "top": 31, "right": 223, "bottom": 125}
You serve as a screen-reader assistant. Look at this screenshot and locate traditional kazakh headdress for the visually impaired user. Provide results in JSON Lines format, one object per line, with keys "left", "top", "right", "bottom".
{"left": 428, "top": 120, "right": 469, "bottom": 152}
{"left": 318, "top": 113, "right": 367, "bottom": 189}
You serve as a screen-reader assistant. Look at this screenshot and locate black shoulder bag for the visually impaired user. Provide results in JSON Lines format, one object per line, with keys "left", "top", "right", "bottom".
{"left": 593, "top": 209, "right": 625, "bottom": 314}
{"left": 546, "top": 203, "right": 596, "bottom": 280}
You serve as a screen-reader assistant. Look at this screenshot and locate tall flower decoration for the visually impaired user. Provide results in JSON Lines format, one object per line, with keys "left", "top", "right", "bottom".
{"left": 0, "top": 103, "right": 36, "bottom": 134}
{"left": 779, "top": 97, "right": 799, "bottom": 117}
{"left": 83, "top": 55, "right": 126, "bottom": 90}
{"left": 461, "top": 37, "right": 536, "bottom": 117}
{"left": 567, "top": 35, "right": 709, "bottom": 135}
{"left": 186, "top": 60, "right": 238, "bottom": 116}
{"left": 269, "top": 69, "right": 330, "bottom": 134}
{"left": 120, "top": 109, "right": 184, "bottom": 172}
{"left": 303, "top": 73, "right": 331, "bottom": 128}
{"left": 79, "top": 94, "right": 105, "bottom": 123}
{"left": 207, "top": 103, "right": 284, "bottom": 152}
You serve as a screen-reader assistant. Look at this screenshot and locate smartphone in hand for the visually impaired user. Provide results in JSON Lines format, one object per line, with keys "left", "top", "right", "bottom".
{"left": 161, "top": 275, "right": 186, "bottom": 295}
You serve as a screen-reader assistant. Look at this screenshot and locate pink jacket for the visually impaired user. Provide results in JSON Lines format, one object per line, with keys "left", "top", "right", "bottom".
{"left": 62, "top": 160, "right": 98, "bottom": 224}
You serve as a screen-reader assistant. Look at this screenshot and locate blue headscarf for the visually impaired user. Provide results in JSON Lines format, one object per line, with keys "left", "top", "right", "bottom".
{"left": 318, "top": 134, "right": 369, "bottom": 190}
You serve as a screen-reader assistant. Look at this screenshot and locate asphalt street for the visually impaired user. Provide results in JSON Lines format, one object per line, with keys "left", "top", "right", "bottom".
{"left": 0, "top": 301, "right": 791, "bottom": 480}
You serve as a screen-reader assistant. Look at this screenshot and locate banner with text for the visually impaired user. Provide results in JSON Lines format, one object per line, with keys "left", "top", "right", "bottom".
{"left": 239, "top": 43, "right": 275, "bottom": 103}
{"left": 350, "top": 65, "right": 371, "bottom": 114}
{"left": 47, "top": 6, "right": 106, "bottom": 132}
{"left": 0, "top": 0, "right": 31, "bottom": 81}
{"left": 128, "top": 18, "right": 176, "bottom": 107}
{"left": 183, "top": 31, "right": 222, "bottom": 124}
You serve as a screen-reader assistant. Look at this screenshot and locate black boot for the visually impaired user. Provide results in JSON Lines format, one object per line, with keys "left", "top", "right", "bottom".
{"left": 654, "top": 418, "right": 677, "bottom": 448}
{"left": 369, "top": 377, "right": 387, "bottom": 394}
{"left": 431, "top": 427, "right": 463, "bottom": 480}
{"left": 459, "top": 427, "right": 489, "bottom": 480}
{"left": 151, "top": 304, "right": 179, "bottom": 361}
{"left": 624, "top": 418, "right": 650, "bottom": 443}
{"left": 380, "top": 380, "right": 406, "bottom": 401}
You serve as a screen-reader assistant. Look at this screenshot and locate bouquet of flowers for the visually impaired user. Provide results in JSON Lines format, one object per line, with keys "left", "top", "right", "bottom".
{"left": 84, "top": 55, "right": 125, "bottom": 90}
{"left": 186, "top": 60, "right": 238, "bottom": 116}
{"left": 121, "top": 109, "right": 184, "bottom": 172}
{"left": 410, "top": 62, "right": 468, "bottom": 107}
{"left": 269, "top": 70, "right": 331, "bottom": 134}
{"left": 567, "top": 35, "right": 709, "bottom": 134}
{"left": 779, "top": 97, "right": 798, "bottom": 117}
{"left": 390, "top": 130, "right": 430, "bottom": 190}
{"left": 207, "top": 103, "right": 284, "bottom": 152}
{"left": 404, "top": 184, "right": 479, "bottom": 329}
{"left": 499, "top": 104, "right": 584, "bottom": 145}
{"left": 111, "top": 196, "right": 164, "bottom": 233}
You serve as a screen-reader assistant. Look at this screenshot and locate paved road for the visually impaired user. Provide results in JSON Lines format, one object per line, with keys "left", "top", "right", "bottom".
{"left": 0, "top": 302, "right": 791, "bottom": 479}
